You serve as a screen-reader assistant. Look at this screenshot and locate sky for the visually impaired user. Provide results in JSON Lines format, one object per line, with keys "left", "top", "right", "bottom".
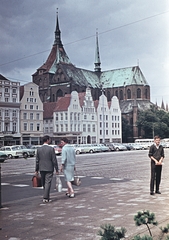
{"left": 0, "top": 0, "right": 169, "bottom": 107}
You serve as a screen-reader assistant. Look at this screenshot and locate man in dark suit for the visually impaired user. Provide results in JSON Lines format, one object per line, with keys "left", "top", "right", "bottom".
{"left": 35, "top": 135, "right": 59, "bottom": 203}
{"left": 149, "top": 135, "right": 164, "bottom": 195}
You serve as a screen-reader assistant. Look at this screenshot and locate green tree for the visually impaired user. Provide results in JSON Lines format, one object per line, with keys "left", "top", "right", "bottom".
{"left": 98, "top": 224, "right": 126, "bottom": 240}
{"left": 134, "top": 210, "right": 158, "bottom": 237}
{"left": 136, "top": 106, "right": 169, "bottom": 138}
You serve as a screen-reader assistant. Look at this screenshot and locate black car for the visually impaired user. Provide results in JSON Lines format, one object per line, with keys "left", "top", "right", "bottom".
{"left": 0, "top": 151, "right": 8, "bottom": 163}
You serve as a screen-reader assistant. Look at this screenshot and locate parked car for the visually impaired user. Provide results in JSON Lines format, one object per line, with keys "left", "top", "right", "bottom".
{"left": 0, "top": 146, "right": 23, "bottom": 159}
{"left": 123, "top": 143, "right": 134, "bottom": 150}
{"left": 12, "top": 145, "right": 35, "bottom": 158}
{"left": 104, "top": 143, "right": 116, "bottom": 151}
{"left": 0, "top": 151, "right": 8, "bottom": 162}
{"left": 49, "top": 145, "right": 62, "bottom": 155}
{"left": 112, "top": 143, "right": 127, "bottom": 151}
{"left": 96, "top": 144, "right": 110, "bottom": 152}
{"left": 71, "top": 144, "right": 98, "bottom": 155}
{"left": 128, "top": 143, "right": 143, "bottom": 150}
{"left": 29, "top": 145, "right": 42, "bottom": 154}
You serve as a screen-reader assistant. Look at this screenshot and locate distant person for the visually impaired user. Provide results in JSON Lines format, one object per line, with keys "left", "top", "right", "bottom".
{"left": 35, "top": 135, "right": 59, "bottom": 203}
{"left": 149, "top": 135, "right": 164, "bottom": 195}
{"left": 60, "top": 138, "right": 76, "bottom": 198}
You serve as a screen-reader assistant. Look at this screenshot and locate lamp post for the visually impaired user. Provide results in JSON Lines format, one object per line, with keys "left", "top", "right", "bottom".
{"left": 101, "top": 88, "right": 105, "bottom": 143}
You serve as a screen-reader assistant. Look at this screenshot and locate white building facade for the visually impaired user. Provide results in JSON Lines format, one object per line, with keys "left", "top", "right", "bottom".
{"left": 20, "top": 82, "right": 43, "bottom": 145}
{"left": 53, "top": 88, "right": 122, "bottom": 144}
{"left": 0, "top": 75, "right": 21, "bottom": 146}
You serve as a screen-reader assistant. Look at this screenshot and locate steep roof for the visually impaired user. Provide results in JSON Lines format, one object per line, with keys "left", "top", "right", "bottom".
{"left": 0, "top": 74, "right": 9, "bottom": 81}
{"left": 43, "top": 102, "right": 57, "bottom": 119}
{"left": 53, "top": 94, "right": 71, "bottom": 111}
{"left": 100, "top": 66, "right": 149, "bottom": 88}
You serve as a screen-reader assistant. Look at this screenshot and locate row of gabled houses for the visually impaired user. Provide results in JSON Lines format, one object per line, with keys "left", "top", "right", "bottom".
{"left": 0, "top": 74, "right": 121, "bottom": 147}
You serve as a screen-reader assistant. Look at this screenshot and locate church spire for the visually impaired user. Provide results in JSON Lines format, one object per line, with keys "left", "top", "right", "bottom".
{"left": 54, "top": 9, "right": 63, "bottom": 47}
{"left": 94, "top": 30, "right": 101, "bottom": 72}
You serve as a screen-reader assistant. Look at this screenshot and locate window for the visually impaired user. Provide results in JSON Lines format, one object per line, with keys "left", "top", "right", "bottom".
{"left": 78, "top": 124, "right": 80, "bottom": 131}
{"left": 30, "top": 105, "right": 33, "bottom": 110}
{"left": 100, "top": 115, "right": 102, "bottom": 120}
{"left": 78, "top": 113, "right": 80, "bottom": 121}
{"left": 25, "top": 105, "right": 27, "bottom": 109}
{"left": 92, "top": 115, "right": 94, "bottom": 120}
{"left": 56, "top": 113, "right": 58, "bottom": 121}
{"left": 74, "top": 113, "right": 76, "bottom": 121}
{"left": 100, "top": 122, "right": 102, "bottom": 128}
{"left": 5, "top": 98, "right": 8, "bottom": 102}
{"left": 5, "top": 110, "right": 9, "bottom": 117}
{"left": 45, "top": 127, "right": 48, "bottom": 133}
{"left": 65, "top": 113, "right": 68, "bottom": 120}
{"left": 5, "top": 88, "right": 8, "bottom": 93}
{"left": 106, "top": 122, "right": 108, "bottom": 128}
{"left": 24, "top": 123, "right": 27, "bottom": 131}
{"left": 27, "top": 98, "right": 29, "bottom": 102}
{"left": 61, "top": 124, "right": 63, "bottom": 131}
{"left": 56, "top": 124, "right": 59, "bottom": 132}
{"left": 92, "top": 124, "right": 95, "bottom": 132}
{"left": 23, "top": 113, "right": 27, "bottom": 119}
{"left": 12, "top": 110, "right": 17, "bottom": 117}
{"left": 137, "top": 88, "right": 141, "bottom": 98}
{"left": 120, "top": 90, "right": 123, "bottom": 100}
{"left": 83, "top": 124, "right": 86, "bottom": 132}
{"left": 127, "top": 89, "right": 131, "bottom": 99}
{"left": 36, "top": 113, "right": 40, "bottom": 120}
{"left": 88, "top": 124, "right": 91, "bottom": 132}
{"left": 36, "top": 105, "right": 38, "bottom": 110}
{"left": 30, "top": 113, "right": 33, "bottom": 120}
{"left": 50, "top": 127, "right": 53, "bottom": 133}
{"left": 112, "top": 123, "right": 114, "bottom": 128}
{"left": 30, "top": 123, "right": 33, "bottom": 131}
{"left": 60, "top": 113, "right": 63, "bottom": 120}
{"left": 13, "top": 122, "right": 16, "bottom": 132}
{"left": 106, "top": 130, "right": 108, "bottom": 135}
{"left": 37, "top": 123, "right": 40, "bottom": 131}
{"left": 84, "top": 114, "right": 87, "bottom": 120}
{"left": 30, "top": 98, "right": 33, "bottom": 102}
{"left": 12, "top": 88, "right": 17, "bottom": 94}
{"left": 70, "top": 113, "right": 73, "bottom": 121}
{"left": 30, "top": 91, "right": 34, "bottom": 96}
{"left": 65, "top": 124, "right": 68, "bottom": 131}
{"left": 13, "top": 98, "right": 16, "bottom": 102}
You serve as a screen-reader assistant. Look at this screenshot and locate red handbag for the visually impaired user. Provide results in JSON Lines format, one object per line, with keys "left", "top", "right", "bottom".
{"left": 32, "top": 174, "right": 42, "bottom": 187}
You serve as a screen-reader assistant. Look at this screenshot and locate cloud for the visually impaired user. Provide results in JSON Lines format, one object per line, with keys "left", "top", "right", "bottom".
{"left": 0, "top": 0, "right": 168, "bottom": 106}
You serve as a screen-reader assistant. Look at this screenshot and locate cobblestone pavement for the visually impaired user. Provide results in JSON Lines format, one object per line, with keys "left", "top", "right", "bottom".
{"left": 0, "top": 149, "right": 169, "bottom": 239}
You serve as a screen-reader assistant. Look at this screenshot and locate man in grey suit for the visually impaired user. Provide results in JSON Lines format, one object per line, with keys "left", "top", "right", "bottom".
{"left": 35, "top": 135, "right": 59, "bottom": 203}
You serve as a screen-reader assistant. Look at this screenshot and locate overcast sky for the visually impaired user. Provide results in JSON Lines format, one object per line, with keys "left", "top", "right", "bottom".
{"left": 0, "top": 0, "right": 169, "bottom": 106}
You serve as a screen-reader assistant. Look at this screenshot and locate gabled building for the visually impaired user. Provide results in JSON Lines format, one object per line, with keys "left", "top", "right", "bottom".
{"left": 0, "top": 74, "right": 21, "bottom": 146}
{"left": 20, "top": 82, "right": 43, "bottom": 145}
{"left": 32, "top": 12, "right": 152, "bottom": 141}
{"left": 50, "top": 88, "right": 121, "bottom": 144}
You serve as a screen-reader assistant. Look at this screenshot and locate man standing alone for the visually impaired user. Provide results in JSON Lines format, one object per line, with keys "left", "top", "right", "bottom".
{"left": 149, "top": 135, "right": 164, "bottom": 195}
{"left": 35, "top": 135, "right": 59, "bottom": 203}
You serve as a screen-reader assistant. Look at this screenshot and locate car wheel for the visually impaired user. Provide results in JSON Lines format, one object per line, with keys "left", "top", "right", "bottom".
{"left": 76, "top": 150, "right": 80, "bottom": 155}
{"left": 23, "top": 152, "right": 28, "bottom": 158}
{"left": 89, "top": 149, "right": 93, "bottom": 153}
{"left": 8, "top": 154, "right": 13, "bottom": 159}
{"left": 116, "top": 147, "right": 119, "bottom": 151}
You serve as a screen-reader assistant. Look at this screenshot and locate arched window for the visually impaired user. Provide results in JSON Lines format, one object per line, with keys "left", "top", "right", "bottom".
{"left": 56, "top": 89, "right": 63, "bottom": 101}
{"left": 107, "top": 91, "right": 111, "bottom": 101}
{"left": 52, "top": 94, "right": 55, "bottom": 102}
{"left": 137, "top": 88, "right": 141, "bottom": 98}
{"left": 127, "top": 89, "right": 131, "bottom": 99}
{"left": 120, "top": 90, "right": 123, "bottom": 100}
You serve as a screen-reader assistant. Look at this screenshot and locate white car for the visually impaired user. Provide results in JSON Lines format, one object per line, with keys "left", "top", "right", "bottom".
{"left": 0, "top": 146, "right": 23, "bottom": 159}
{"left": 12, "top": 145, "right": 36, "bottom": 158}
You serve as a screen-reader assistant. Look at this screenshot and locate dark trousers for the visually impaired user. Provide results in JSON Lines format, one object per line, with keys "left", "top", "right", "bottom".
{"left": 40, "top": 171, "right": 53, "bottom": 200}
{"left": 150, "top": 163, "right": 162, "bottom": 192}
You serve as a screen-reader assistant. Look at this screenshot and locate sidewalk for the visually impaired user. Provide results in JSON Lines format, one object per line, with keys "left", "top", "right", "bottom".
{"left": 0, "top": 178, "right": 169, "bottom": 240}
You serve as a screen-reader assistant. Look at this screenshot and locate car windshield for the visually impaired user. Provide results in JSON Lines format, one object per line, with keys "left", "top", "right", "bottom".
{"left": 11, "top": 147, "right": 18, "bottom": 150}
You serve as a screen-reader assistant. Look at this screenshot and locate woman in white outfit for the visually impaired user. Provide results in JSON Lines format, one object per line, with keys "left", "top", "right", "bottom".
{"left": 60, "top": 138, "right": 76, "bottom": 198}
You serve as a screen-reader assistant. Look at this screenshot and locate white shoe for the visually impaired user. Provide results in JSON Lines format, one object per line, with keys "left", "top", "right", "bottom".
{"left": 69, "top": 193, "right": 75, "bottom": 198}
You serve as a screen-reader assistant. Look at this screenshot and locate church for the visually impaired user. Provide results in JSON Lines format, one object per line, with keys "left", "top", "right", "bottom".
{"left": 32, "top": 12, "right": 153, "bottom": 142}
